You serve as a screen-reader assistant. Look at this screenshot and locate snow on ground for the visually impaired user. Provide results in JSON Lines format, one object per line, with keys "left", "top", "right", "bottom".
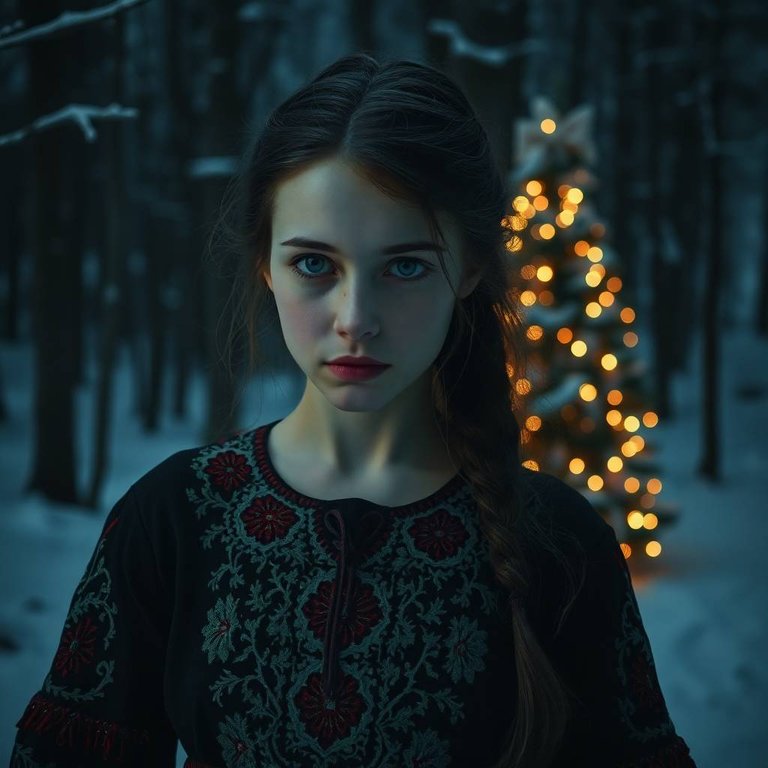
{"left": 1, "top": 326, "right": 766, "bottom": 766}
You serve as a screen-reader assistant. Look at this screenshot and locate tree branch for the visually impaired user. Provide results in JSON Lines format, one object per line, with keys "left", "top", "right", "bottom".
{"left": 0, "top": 0, "right": 149, "bottom": 51}
{"left": 0, "top": 103, "right": 138, "bottom": 147}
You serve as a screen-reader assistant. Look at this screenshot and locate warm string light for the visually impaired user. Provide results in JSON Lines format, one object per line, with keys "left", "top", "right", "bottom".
{"left": 505, "top": 159, "right": 671, "bottom": 561}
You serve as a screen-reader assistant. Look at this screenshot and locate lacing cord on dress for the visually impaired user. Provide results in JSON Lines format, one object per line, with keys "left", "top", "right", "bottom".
{"left": 321, "top": 505, "right": 386, "bottom": 700}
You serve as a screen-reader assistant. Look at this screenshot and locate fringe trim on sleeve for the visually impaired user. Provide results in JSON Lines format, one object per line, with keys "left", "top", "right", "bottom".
{"left": 16, "top": 692, "right": 152, "bottom": 763}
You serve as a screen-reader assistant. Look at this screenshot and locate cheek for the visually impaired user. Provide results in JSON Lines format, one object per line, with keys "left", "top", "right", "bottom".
{"left": 275, "top": 294, "right": 325, "bottom": 347}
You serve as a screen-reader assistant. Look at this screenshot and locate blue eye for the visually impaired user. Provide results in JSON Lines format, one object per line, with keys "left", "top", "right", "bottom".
{"left": 289, "top": 254, "right": 432, "bottom": 282}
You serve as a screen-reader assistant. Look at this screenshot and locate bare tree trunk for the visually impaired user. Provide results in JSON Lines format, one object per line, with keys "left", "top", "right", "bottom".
{"left": 444, "top": 0, "right": 528, "bottom": 177}
{"left": 0, "top": 155, "right": 23, "bottom": 344}
{"left": 697, "top": 0, "right": 724, "bottom": 481}
{"left": 86, "top": 13, "right": 126, "bottom": 508}
{"left": 642, "top": 4, "right": 674, "bottom": 420}
{"left": 757, "top": 127, "right": 768, "bottom": 337}
{"left": 26, "top": 0, "right": 79, "bottom": 502}
{"left": 196, "top": 0, "right": 244, "bottom": 443}
{"left": 609, "top": 0, "right": 639, "bottom": 291}
{"left": 350, "top": 0, "right": 376, "bottom": 55}
{"left": 667, "top": 1, "right": 701, "bottom": 374}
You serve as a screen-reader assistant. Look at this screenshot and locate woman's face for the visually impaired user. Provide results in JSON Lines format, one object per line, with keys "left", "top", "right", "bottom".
{"left": 263, "top": 156, "right": 481, "bottom": 413}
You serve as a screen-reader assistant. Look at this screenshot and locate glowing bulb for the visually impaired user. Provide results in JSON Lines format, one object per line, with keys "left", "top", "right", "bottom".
{"left": 522, "top": 459, "right": 539, "bottom": 471}
{"left": 541, "top": 118, "right": 556, "bottom": 134}
{"left": 566, "top": 188, "right": 584, "bottom": 204}
{"left": 587, "top": 246, "right": 603, "bottom": 262}
{"left": 586, "top": 302, "right": 602, "bottom": 318}
{"left": 512, "top": 195, "right": 530, "bottom": 212}
{"left": 601, "top": 353, "right": 618, "bottom": 371}
{"left": 624, "top": 477, "right": 640, "bottom": 493}
{"left": 606, "top": 410, "right": 622, "bottom": 426}
{"left": 525, "top": 415, "right": 542, "bottom": 431}
{"left": 624, "top": 415, "right": 640, "bottom": 432}
{"left": 620, "top": 542, "right": 632, "bottom": 559}
{"left": 539, "top": 223, "right": 556, "bottom": 240}
{"left": 587, "top": 475, "right": 604, "bottom": 491}
{"left": 579, "top": 383, "right": 597, "bottom": 401}
{"left": 571, "top": 340, "right": 588, "bottom": 357}
{"left": 621, "top": 441, "right": 637, "bottom": 457}
{"left": 598, "top": 291, "right": 615, "bottom": 307}
{"left": 643, "top": 513, "right": 659, "bottom": 530}
{"left": 607, "top": 277, "right": 622, "bottom": 292}
{"left": 537, "top": 265, "right": 554, "bottom": 281}
{"left": 526, "top": 325, "right": 544, "bottom": 341}
{"left": 607, "top": 389, "right": 623, "bottom": 405}
{"left": 520, "top": 264, "right": 536, "bottom": 279}
{"left": 623, "top": 332, "right": 639, "bottom": 347}
{"left": 643, "top": 411, "right": 659, "bottom": 428}
{"left": 620, "top": 307, "right": 635, "bottom": 323}
{"left": 645, "top": 541, "right": 662, "bottom": 558}
{"left": 627, "top": 511, "right": 644, "bottom": 529}
{"left": 607, "top": 456, "right": 624, "bottom": 472}
{"left": 569, "top": 457, "right": 585, "bottom": 474}
{"left": 557, "top": 327, "right": 573, "bottom": 343}
{"left": 574, "top": 240, "right": 590, "bottom": 256}
{"left": 526, "top": 180, "right": 543, "bottom": 196}
{"left": 520, "top": 290, "right": 537, "bottom": 306}
{"left": 647, "top": 478, "right": 662, "bottom": 494}
{"left": 515, "top": 378, "right": 532, "bottom": 395}
{"left": 533, "top": 195, "right": 549, "bottom": 211}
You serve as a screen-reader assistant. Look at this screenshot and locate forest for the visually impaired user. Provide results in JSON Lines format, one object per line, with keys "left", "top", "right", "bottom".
{"left": 1, "top": 0, "right": 767, "bottom": 766}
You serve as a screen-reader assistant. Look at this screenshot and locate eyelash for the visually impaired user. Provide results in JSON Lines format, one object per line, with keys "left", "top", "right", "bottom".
{"left": 289, "top": 254, "right": 434, "bottom": 282}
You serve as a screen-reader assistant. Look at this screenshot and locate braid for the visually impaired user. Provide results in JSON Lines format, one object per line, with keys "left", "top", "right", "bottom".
{"left": 431, "top": 267, "right": 576, "bottom": 768}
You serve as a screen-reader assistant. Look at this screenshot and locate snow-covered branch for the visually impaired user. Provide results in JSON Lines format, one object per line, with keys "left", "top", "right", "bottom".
{"left": 0, "top": 103, "right": 138, "bottom": 148}
{"left": 427, "top": 18, "right": 542, "bottom": 67}
{"left": 0, "top": 0, "right": 148, "bottom": 51}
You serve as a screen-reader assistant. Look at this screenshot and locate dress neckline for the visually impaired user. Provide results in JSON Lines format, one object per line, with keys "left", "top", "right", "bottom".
{"left": 252, "top": 418, "right": 467, "bottom": 512}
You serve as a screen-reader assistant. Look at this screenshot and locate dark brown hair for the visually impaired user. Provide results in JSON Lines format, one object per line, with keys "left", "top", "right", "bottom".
{"left": 212, "top": 53, "right": 582, "bottom": 767}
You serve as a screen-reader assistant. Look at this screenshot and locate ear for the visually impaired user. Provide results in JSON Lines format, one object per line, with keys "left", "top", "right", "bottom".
{"left": 262, "top": 268, "right": 273, "bottom": 292}
{"left": 458, "top": 267, "right": 483, "bottom": 299}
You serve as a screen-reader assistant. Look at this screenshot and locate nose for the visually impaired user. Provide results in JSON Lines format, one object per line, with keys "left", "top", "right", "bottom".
{"left": 332, "top": 278, "right": 380, "bottom": 340}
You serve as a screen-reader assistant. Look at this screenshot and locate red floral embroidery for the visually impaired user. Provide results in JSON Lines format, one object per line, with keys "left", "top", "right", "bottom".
{"left": 408, "top": 508, "right": 469, "bottom": 560}
{"left": 204, "top": 451, "right": 252, "bottom": 494}
{"left": 303, "top": 579, "right": 382, "bottom": 647}
{"left": 294, "top": 672, "right": 365, "bottom": 748}
{"left": 628, "top": 645, "right": 667, "bottom": 716}
{"left": 53, "top": 614, "right": 99, "bottom": 678}
{"left": 16, "top": 692, "right": 152, "bottom": 763}
{"left": 239, "top": 495, "right": 298, "bottom": 543}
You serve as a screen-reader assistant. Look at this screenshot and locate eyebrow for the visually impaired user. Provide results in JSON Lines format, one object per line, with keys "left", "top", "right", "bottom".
{"left": 279, "top": 236, "right": 446, "bottom": 256}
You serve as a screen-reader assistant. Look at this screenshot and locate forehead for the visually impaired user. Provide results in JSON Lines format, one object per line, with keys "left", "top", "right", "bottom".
{"left": 271, "top": 157, "right": 454, "bottom": 246}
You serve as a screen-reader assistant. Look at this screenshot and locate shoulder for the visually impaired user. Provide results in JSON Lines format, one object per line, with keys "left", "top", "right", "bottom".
{"left": 125, "top": 427, "right": 258, "bottom": 534}
{"left": 518, "top": 466, "right": 615, "bottom": 553}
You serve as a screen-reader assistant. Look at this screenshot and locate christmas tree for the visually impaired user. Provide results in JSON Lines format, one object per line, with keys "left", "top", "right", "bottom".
{"left": 503, "top": 97, "right": 680, "bottom": 561}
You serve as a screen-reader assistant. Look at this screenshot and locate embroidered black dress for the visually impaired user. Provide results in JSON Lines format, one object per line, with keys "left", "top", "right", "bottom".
{"left": 9, "top": 419, "right": 696, "bottom": 767}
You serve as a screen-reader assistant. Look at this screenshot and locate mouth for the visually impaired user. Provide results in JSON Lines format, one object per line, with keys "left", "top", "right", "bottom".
{"left": 325, "top": 362, "right": 391, "bottom": 380}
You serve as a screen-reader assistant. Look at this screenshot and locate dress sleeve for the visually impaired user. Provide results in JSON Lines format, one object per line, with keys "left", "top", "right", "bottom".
{"left": 547, "top": 524, "right": 697, "bottom": 767}
{"left": 9, "top": 487, "right": 177, "bottom": 768}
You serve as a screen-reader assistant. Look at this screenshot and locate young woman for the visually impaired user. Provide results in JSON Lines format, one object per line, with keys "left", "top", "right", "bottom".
{"left": 10, "top": 54, "right": 696, "bottom": 768}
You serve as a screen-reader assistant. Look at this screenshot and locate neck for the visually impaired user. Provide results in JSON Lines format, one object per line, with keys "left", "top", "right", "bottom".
{"left": 278, "top": 382, "right": 455, "bottom": 480}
